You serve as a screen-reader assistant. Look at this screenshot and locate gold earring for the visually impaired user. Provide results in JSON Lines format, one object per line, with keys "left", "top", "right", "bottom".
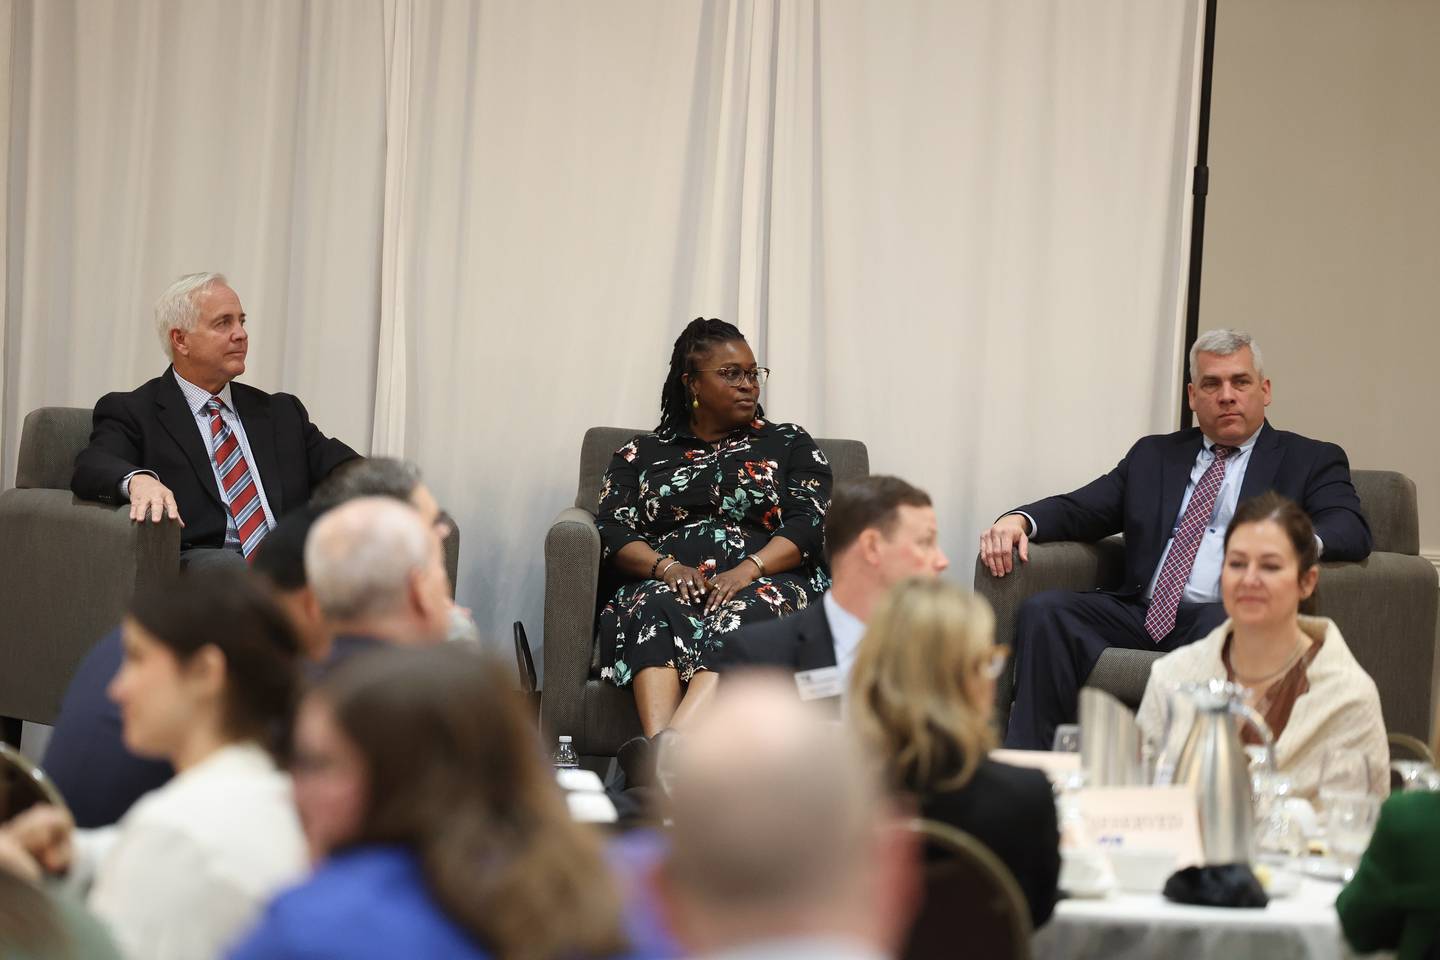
{"left": 692, "top": 395, "right": 700, "bottom": 409}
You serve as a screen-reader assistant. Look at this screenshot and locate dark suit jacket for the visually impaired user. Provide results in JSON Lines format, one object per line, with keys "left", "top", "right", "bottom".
{"left": 1013, "top": 422, "right": 1372, "bottom": 594}
{"left": 717, "top": 600, "right": 837, "bottom": 673}
{"left": 917, "top": 758, "right": 1061, "bottom": 928}
{"left": 72, "top": 368, "right": 360, "bottom": 550}
{"left": 43, "top": 629, "right": 173, "bottom": 828}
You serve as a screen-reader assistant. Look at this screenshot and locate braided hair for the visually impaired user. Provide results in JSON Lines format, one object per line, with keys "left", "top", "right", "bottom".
{"left": 658, "top": 317, "right": 763, "bottom": 430}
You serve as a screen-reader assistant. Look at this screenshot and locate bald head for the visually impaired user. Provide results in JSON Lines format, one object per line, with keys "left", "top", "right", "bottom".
{"left": 666, "top": 675, "right": 891, "bottom": 920}
{"left": 305, "top": 496, "right": 449, "bottom": 643}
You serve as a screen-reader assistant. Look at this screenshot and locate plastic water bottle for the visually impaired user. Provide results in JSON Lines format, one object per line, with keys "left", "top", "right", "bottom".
{"left": 552, "top": 735, "right": 579, "bottom": 769}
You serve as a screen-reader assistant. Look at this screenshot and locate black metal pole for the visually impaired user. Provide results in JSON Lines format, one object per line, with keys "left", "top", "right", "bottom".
{"left": 1180, "top": 0, "right": 1219, "bottom": 429}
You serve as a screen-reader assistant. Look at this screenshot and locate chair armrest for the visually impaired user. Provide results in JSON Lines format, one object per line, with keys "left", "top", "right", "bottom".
{"left": 1085, "top": 649, "right": 1163, "bottom": 712}
{"left": 541, "top": 507, "right": 603, "bottom": 744}
{"left": 1309, "top": 552, "right": 1439, "bottom": 740}
{"left": 974, "top": 538, "right": 1126, "bottom": 737}
{"left": 0, "top": 490, "right": 179, "bottom": 723}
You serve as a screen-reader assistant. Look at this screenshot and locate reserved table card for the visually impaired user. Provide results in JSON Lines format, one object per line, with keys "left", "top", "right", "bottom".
{"left": 1076, "top": 786, "right": 1204, "bottom": 867}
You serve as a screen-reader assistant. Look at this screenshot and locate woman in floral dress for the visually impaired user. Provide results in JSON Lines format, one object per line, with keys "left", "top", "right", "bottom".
{"left": 596, "top": 318, "right": 832, "bottom": 740}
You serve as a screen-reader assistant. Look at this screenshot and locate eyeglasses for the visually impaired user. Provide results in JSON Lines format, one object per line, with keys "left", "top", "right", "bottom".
{"left": 978, "top": 645, "right": 1011, "bottom": 681}
{"left": 694, "top": 365, "right": 770, "bottom": 387}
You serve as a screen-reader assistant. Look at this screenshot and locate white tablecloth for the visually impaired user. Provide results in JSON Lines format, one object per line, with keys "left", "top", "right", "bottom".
{"left": 1034, "top": 876, "right": 1388, "bottom": 960}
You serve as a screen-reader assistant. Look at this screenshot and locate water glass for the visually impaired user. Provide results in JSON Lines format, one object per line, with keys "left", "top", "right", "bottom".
{"left": 1318, "top": 749, "right": 1373, "bottom": 814}
{"left": 1326, "top": 793, "right": 1380, "bottom": 872}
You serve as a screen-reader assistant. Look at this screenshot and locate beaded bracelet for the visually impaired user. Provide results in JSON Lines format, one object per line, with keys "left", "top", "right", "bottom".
{"left": 649, "top": 553, "right": 667, "bottom": 578}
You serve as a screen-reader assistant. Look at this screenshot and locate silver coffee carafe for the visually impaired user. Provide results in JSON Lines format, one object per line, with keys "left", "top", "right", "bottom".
{"left": 1159, "top": 679, "right": 1275, "bottom": 865}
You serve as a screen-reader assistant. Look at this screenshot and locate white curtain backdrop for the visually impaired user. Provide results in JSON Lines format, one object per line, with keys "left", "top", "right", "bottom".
{"left": 2, "top": 0, "right": 1204, "bottom": 682}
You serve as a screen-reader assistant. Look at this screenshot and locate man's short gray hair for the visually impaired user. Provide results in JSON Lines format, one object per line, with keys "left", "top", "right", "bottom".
{"left": 311, "top": 457, "right": 423, "bottom": 510}
{"left": 306, "top": 497, "right": 434, "bottom": 622}
{"left": 1189, "top": 329, "right": 1264, "bottom": 381}
{"left": 154, "top": 272, "right": 227, "bottom": 361}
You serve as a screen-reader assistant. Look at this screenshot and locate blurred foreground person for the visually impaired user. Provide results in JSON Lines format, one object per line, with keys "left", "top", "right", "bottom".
{"left": 0, "top": 836, "right": 121, "bottom": 960}
{"left": 304, "top": 497, "right": 453, "bottom": 661}
{"left": 231, "top": 646, "right": 629, "bottom": 960}
{"left": 657, "top": 674, "right": 917, "bottom": 959}
{"left": 849, "top": 578, "right": 1060, "bottom": 927}
{"left": 1337, "top": 709, "right": 1440, "bottom": 959}
{"left": 1, "top": 571, "right": 305, "bottom": 959}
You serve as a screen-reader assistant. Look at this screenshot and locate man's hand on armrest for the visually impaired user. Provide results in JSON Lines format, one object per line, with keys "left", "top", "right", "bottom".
{"left": 979, "top": 513, "right": 1031, "bottom": 578}
{"left": 127, "top": 474, "right": 185, "bottom": 526}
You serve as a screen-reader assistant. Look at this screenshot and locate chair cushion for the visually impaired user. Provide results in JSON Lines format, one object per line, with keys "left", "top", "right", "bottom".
{"left": 1350, "top": 470, "right": 1419, "bottom": 556}
{"left": 16, "top": 407, "right": 94, "bottom": 491}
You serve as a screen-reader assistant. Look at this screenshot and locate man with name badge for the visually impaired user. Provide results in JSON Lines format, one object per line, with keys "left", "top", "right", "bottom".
{"left": 722, "top": 475, "right": 950, "bottom": 709}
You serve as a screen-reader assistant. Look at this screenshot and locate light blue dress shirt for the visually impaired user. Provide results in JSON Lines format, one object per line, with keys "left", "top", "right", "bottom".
{"left": 1143, "top": 426, "right": 1263, "bottom": 603}
{"left": 824, "top": 591, "right": 866, "bottom": 686}
{"left": 170, "top": 373, "right": 277, "bottom": 550}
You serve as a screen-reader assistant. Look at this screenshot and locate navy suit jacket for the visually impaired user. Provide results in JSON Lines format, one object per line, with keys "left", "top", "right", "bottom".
{"left": 1013, "top": 422, "right": 1372, "bottom": 595}
{"left": 43, "top": 629, "right": 173, "bottom": 828}
{"left": 718, "top": 600, "right": 837, "bottom": 673}
{"left": 71, "top": 368, "right": 360, "bottom": 550}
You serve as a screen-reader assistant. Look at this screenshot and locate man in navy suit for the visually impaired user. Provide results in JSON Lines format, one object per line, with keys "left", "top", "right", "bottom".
{"left": 981, "top": 330, "right": 1372, "bottom": 749}
{"left": 71, "top": 272, "right": 359, "bottom": 563}
{"left": 721, "top": 475, "right": 950, "bottom": 694}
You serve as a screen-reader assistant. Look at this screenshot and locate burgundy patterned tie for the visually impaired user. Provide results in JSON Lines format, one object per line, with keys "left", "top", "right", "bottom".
{"left": 205, "top": 397, "right": 269, "bottom": 558}
{"left": 1144, "top": 444, "right": 1236, "bottom": 642}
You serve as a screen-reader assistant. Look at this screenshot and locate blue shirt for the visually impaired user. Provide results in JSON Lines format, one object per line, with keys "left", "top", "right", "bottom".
{"left": 229, "top": 846, "right": 491, "bottom": 960}
{"left": 1144, "top": 425, "right": 1263, "bottom": 603}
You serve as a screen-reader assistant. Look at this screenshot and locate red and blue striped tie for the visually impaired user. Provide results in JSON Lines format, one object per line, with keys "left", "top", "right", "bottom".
{"left": 205, "top": 397, "right": 269, "bottom": 558}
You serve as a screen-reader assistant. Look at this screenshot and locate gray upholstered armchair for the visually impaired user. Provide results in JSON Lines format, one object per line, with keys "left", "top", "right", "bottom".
{"left": 542, "top": 426, "right": 869, "bottom": 758}
{"left": 0, "top": 408, "right": 462, "bottom": 742}
{"left": 0, "top": 408, "right": 180, "bottom": 731}
{"left": 975, "top": 470, "right": 1439, "bottom": 740}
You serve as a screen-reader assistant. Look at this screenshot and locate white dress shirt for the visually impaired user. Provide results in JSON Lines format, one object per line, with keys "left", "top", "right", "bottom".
{"left": 824, "top": 591, "right": 867, "bottom": 686}
{"left": 70, "top": 742, "right": 307, "bottom": 960}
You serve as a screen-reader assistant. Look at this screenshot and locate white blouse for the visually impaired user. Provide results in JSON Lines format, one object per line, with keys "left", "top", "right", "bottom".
{"left": 70, "top": 742, "right": 307, "bottom": 960}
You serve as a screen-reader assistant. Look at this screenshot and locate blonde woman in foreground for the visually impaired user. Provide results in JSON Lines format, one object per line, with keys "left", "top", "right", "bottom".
{"left": 848, "top": 578, "right": 1060, "bottom": 927}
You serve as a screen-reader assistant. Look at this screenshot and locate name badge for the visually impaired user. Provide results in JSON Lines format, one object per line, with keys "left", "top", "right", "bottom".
{"left": 794, "top": 666, "right": 844, "bottom": 701}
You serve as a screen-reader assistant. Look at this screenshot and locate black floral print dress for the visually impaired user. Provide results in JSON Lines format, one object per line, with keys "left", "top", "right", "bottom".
{"left": 595, "top": 418, "right": 833, "bottom": 686}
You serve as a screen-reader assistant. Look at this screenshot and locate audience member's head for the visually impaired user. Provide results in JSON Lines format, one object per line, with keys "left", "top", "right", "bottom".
{"left": 1187, "top": 328, "right": 1272, "bottom": 445}
{"left": 312, "top": 456, "right": 450, "bottom": 544}
{"left": 292, "top": 645, "right": 627, "bottom": 958}
{"left": 111, "top": 569, "right": 299, "bottom": 765}
{"left": 658, "top": 674, "right": 917, "bottom": 957}
{"left": 250, "top": 505, "right": 331, "bottom": 661}
{"left": 305, "top": 497, "right": 450, "bottom": 646}
{"left": 823, "top": 476, "right": 947, "bottom": 621}
{"left": 1221, "top": 491, "right": 1320, "bottom": 630}
{"left": 849, "top": 578, "right": 1002, "bottom": 792}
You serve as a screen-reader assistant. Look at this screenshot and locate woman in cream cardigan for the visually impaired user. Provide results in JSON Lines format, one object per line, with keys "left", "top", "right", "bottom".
{"left": 1137, "top": 492, "right": 1388, "bottom": 802}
